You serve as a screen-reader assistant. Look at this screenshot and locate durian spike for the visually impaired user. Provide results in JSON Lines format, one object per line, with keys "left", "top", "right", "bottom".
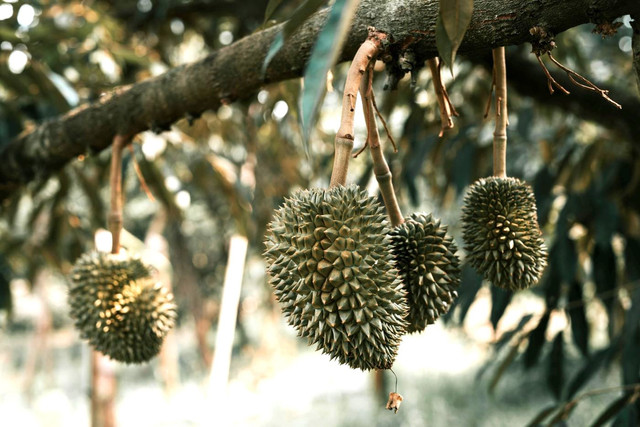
{"left": 492, "top": 47, "right": 508, "bottom": 178}
{"left": 359, "top": 64, "right": 404, "bottom": 227}
{"left": 329, "top": 28, "right": 387, "bottom": 188}
{"left": 108, "top": 134, "right": 132, "bottom": 254}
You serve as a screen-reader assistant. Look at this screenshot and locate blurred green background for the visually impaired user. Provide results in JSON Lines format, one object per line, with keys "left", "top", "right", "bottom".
{"left": 0, "top": 1, "right": 639, "bottom": 425}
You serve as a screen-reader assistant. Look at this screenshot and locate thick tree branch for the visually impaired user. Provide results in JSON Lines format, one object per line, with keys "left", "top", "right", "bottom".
{"left": 1, "top": 0, "right": 638, "bottom": 202}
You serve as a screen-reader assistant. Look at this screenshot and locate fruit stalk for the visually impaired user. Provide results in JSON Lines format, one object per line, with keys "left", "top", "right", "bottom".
{"left": 492, "top": 47, "right": 508, "bottom": 179}
{"left": 359, "top": 65, "right": 404, "bottom": 227}
{"left": 108, "top": 135, "right": 129, "bottom": 254}
{"left": 330, "top": 29, "right": 387, "bottom": 188}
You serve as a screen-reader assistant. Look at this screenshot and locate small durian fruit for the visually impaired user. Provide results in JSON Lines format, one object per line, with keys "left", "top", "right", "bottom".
{"left": 69, "top": 251, "right": 177, "bottom": 363}
{"left": 264, "top": 185, "right": 408, "bottom": 371}
{"left": 461, "top": 176, "right": 547, "bottom": 290}
{"left": 389, "top": 213, "right": 461, "bottom": 332}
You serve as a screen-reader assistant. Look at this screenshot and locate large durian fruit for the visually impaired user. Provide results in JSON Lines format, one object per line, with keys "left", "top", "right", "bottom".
{"left": 461, "top": 176, "right": 547, "bottom": 290}
{"left": 69, "top": 251, "right": 177, "bottom": 363}
{"left": 264, "top": 185, "right": 408, "bottom": 370}
{"left": 389, "top": 213, "right": 461, "bottom": 333}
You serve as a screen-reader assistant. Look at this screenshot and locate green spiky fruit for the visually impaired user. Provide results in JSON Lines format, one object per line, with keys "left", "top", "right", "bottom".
{"left": 69, "top": 251, "right": 177, "bottom": 363}
{"left": 461, "top": 177, "right": 547, "bottom": 290}
{"left": 389, "top": 213, "right": 461, "bottom": 333}
{"left": 264, "top": 185, "right": 408, "bottom": 370}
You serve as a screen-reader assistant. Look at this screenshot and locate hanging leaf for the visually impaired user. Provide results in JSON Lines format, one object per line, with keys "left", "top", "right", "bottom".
{"left": 622, "top": 288, "right": 640, "bottom": 386}
{"left": 548, "top": 331, "right": 565, "bottom": 399}
{"left": 565, "top": 346, "right": 613, "bottom": 400}
{"left": 445, "top": 264, "right": 482, "bottom": 323}
{"left": 437, "top": 0, "right": 474, "bottom": 70}
{"left": 488, "top": 342, "right": 519, "bottom": 393}
{"left": 624, "top": 238, "right": 640, "bottom": 281}
{"left": 300, "top": 0, "right": 360, "bottom": 152}
{"left": 524, "top": 311, "right": 550, "bottom": 369}
{"left": 435, "top": 15, "right": 455, "bottom": 70}
{"left": 495, "top": 313, "right": 534, "bottom": 353}
{"left": 262, "top": 0, "right": 327, "bottom": 76}
{"left": 555, "top": 235, "right": 577, "bottom": 286}
{"left": 592, "top": 243, "right": 617, "bottom": 332}
{"left": 263, "top": 0, "right": 286, "bottom": 24}
{"left": 263, "top": 33, "right": 285, "bottom": 77}
{"left": 614, "top": 405, "right": 639, "bottom": 427}
{"left": 526, "top": 404, "right": 560, "bottom": 427}
{"left": 567, "top": 280, "right": 590, "bottom": 356}
{"left": 533, "top": 166, "right": 555, "bottom": 225}
{"left": 490, "top": 286, "right": 512, "bottom": 330}
{"left": 0, "top": 255, "right": 12, "bottom": 314}
{"left": 547, "top": 401, "right": 578, "bottom": 426}
{"left": 591, "top": 389, "right": 640, "bottom": 427}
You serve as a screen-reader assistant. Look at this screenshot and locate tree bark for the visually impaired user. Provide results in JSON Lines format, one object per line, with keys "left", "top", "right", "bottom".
{"left": 0, "top": 0, "right": 638, "bottom": 202}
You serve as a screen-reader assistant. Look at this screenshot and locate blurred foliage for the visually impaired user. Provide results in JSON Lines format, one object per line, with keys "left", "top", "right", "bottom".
{"left": 0, "top": 0, "right": 639, "bottom": 424}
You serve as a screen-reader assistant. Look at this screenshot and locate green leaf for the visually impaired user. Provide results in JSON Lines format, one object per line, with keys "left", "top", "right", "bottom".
{"left": 494, "top": 313, "right": 534, "bottom": 353}
{"left": 437, "top": 0, "right": 474, "bottom": 70}
{"left": 624, "top": 238, "right": 640, "bottom": 281}
{"left": 490, "top": 286, "right": 512, "bottom": 330}
{"left": 590, "top": 390, "right": 640, "bottom": 427}
{"left": 568, "top": 280, "right": 590, "bottom": 357}
{"left": 614, "top": 405, "right": 639, "bottom": 427}
{"left": 446, "top": 264, "right": 482, "bottom": 323}
{"left": 526, "top": 404, "right": 560, "bottom": 427}
{"left": 524, "top": 311, "right": 550, "bottom": 369}
{"left": 262, "top": 0, "right": 327, "bottom": 76}
{"left": 593, "top": 243, "right": 617, "bottom": 327}
{"left": 622, "top": 288, "right": 640, "bottom": 386}
{"left": 262, "top": 32, "right": 284, "bottom": 77}
{"left": 565, "top": 346, "right": 613, "bottom": 400}
{"left": 0, "top": 255, "right": 12, "bottom": 313}
{"left": 435, "top": 14, "right": 455, "bottom": 70}
{"left": 300, "top": 0, "right": 360, "bottom": 152}
{"left": 548, "top": 331, "right": 564, "bottom": 399}
{"left": 264, "top": 0, "right": 285, "bottom": 23}
{"left": 488, "top": 341, "right": 519, "bottom": 393}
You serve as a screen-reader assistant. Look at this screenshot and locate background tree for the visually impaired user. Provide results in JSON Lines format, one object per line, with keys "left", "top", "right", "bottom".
{"left": 1, "top": 0, "right": 640, "bottom": 425}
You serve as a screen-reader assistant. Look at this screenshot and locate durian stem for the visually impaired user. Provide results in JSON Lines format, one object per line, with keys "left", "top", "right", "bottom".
{"left": 329, "top": 29, "right": 387, "bottom": 188}
{"left": 108, "top": 134, "right": 130, "bottom": 254}
{"left": 428, "top": 58, "right": 459, "bottom": 137}
{"left": 492, "top": 47, "right": 508, "bottom": 179}
{"left": 359, "top": 65, "right": 404, "bottom": 227}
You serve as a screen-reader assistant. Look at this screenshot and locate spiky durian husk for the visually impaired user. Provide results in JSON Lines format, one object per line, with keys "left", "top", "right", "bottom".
{"left": 389, "top": 213, "right": 461, "bottom": 333}
{"left": 461, "top": 177, "right": 547, "bottom": 290}
{"left": 264, "top": 185, "right": 408, "bottom": 370}
{"left": 69, "top": 251, "right": 177, "bottom": 363}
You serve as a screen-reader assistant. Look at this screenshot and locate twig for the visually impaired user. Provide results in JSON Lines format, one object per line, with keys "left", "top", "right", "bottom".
{"left": 370, "top": 90, "right": 398, "bottom": 152}
{"left": 108, "top": 135, "right": 130, "bottom": 254}
{"left": 547, "top": 53, "right": 622, "bottom": 109}
{"left": 359, "top": 64, "right": 404, "bottom": 227}
{"left": 483, "top": 67, "right": 496, "bottom": 118}
{"left": 128, "top": 145, "right": 155, "bottom": 202}
{"left": 427, "top": 58, "right": 458, "bottom": 137}
{"left": 329, "top": 29, "right": 387, "bottom": 188}
{"left": 492, "top": 47, "right": 508, "bottom": 179}
{"left": 535, "top": 54, "right": 570, "bottom": 95}
{"left": 542, "top": 383, "right": 640, "bottom": 425}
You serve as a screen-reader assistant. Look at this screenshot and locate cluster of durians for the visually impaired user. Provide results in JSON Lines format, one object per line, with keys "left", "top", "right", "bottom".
{"left": 264, "top": 185, "right": 461, "bottom": 370}
{"left": 264, "top": 179, "right": 547, "bottom": 371}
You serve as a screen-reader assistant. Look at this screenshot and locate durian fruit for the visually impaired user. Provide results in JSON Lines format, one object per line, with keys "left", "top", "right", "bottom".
{"left": 461, "top": 176, "right": 547, "bottom": 290}
{"left": 264, "top": 185, "right": 408, "bottom": 371}
{"left": 389, "top": 213, "right": 461, "bottom": 333}
{"left": 69, "top": 251, "right": 177, "bottom": 363}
